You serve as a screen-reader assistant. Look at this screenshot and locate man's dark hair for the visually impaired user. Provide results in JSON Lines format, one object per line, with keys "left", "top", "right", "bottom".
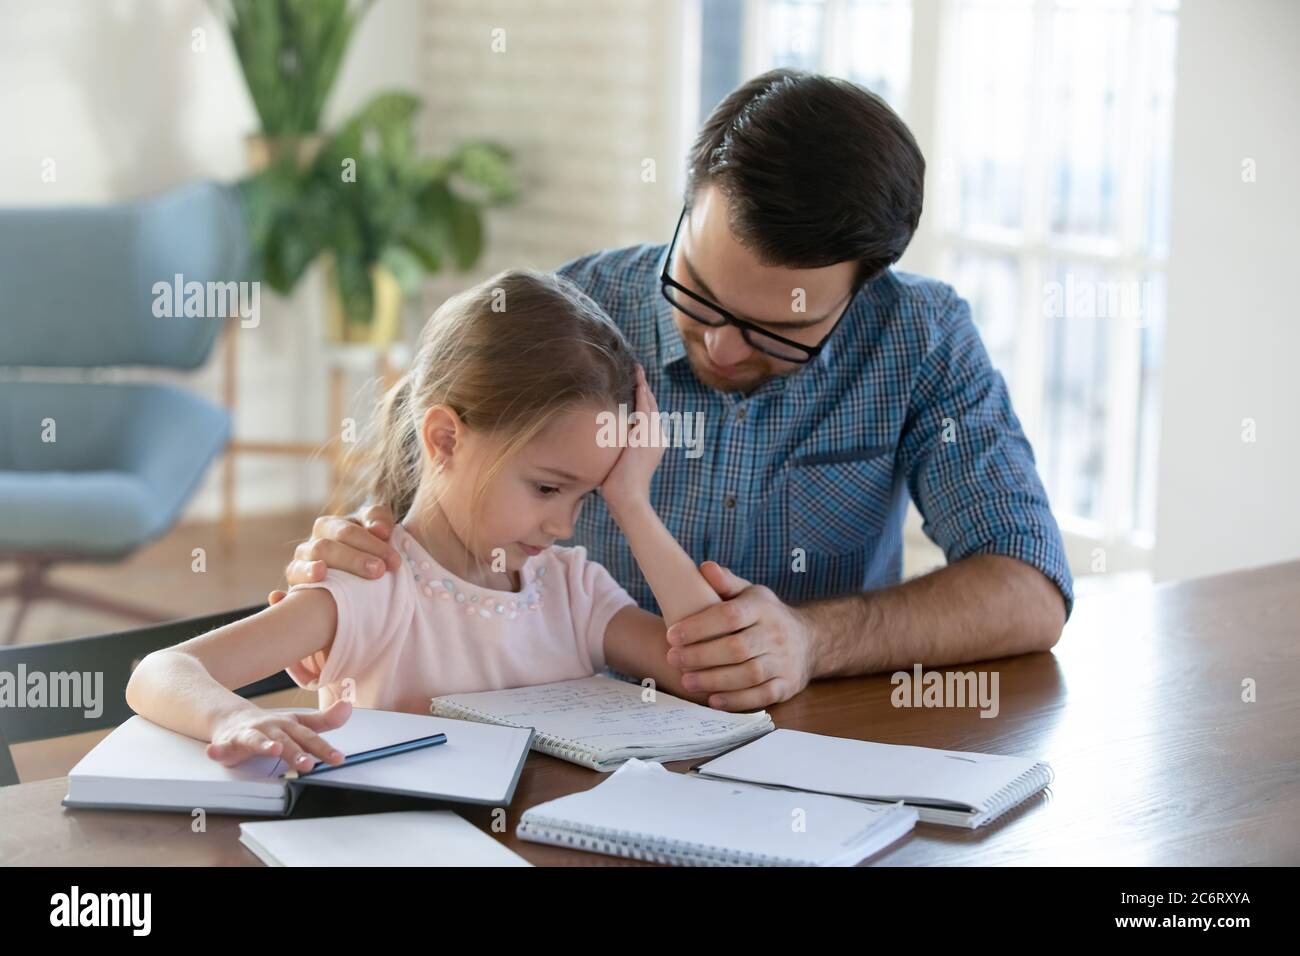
{"left": 686, "top": 68, "right": 925, "bottom": 286}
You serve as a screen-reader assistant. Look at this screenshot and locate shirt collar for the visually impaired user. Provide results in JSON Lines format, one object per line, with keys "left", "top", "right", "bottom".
{"left": 812, "top": 293, "right": 856, "bottom": 371}
{"left": 653, "top": 242, "right": 690, "bottom": 371}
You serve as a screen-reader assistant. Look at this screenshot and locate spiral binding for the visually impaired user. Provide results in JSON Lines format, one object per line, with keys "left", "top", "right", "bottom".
{"left": 517, "top": 816, "right": 808, "bottom": 866}
{"left": 430, "top": 700, "right": 609, "bottom": 769}
{"left": 975, "top": 761, "right": 1054, "bottom": 827}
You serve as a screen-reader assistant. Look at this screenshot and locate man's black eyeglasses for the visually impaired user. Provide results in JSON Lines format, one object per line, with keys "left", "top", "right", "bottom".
{"left": 659, "top": 207, "right": 859, "bottom": 364}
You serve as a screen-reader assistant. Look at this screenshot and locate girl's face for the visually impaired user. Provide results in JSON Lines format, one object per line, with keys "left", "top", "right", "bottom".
{"left": 435, "top": 403, "right": 622, "bottom": 571}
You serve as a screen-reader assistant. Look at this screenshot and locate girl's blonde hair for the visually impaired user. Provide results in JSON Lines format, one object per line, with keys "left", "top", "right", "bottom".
{"left": 342, "top": 268, "right": 638, "bottom": 529}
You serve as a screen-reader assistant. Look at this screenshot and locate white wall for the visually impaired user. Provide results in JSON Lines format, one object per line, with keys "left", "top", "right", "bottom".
{"left": 1152, "top": 0, "right": 1300, "bottom": 581}
{"left": 0, "top": 0, "right": 423, "bottom": 519}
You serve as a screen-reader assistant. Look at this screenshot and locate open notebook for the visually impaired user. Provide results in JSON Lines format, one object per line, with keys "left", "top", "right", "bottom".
{"left": 64, "top": 708, "right": 532, "bottom": 816}
{"left": 429, "top": 674, "right": 773, "bottom": 771}
{"left": 518, "top": 758, "right": 918, "bottom": 866}
{"left": 240, "top": 811, "right": 532, "bottom": 867}
{"left": 691, "top": 729, "right": 1053, "bottom": 829}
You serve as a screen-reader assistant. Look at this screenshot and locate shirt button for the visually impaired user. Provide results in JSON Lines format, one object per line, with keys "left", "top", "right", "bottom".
{"left": 735, "top": 406, "right": 747, "bottom": 420}
{"left": 724, "top": 495, "right": 736, "bottom": 509}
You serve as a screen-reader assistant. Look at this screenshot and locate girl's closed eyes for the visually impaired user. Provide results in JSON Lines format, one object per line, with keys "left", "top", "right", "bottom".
{"left": 535, "top": 484, "right": 599, "bottom": 501}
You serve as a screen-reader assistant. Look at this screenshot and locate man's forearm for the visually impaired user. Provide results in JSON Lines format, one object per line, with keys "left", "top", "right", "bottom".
{"left": 801, "top": 555, "right": 1067, "bottom": 678}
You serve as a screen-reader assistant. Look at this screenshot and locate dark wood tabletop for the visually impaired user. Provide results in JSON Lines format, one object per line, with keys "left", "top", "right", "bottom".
{"left": 3, "top": 560, "right": 1297, "bottom": 866}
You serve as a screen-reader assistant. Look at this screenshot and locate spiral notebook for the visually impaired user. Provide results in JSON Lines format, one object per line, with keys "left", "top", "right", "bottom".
{"left": 429, "top": 675, "right": 773, "bottom": 771}
{"left": 691, "top": 729, "right": 1053, "bottom": 829}
{"left": 517, "top": 758, "right": 918, "bottom": 866}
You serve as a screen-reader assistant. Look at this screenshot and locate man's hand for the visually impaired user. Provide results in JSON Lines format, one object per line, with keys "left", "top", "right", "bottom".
{"left": 664, "top": 561, "right": 818, "bottom": 712}
{"left": 267, "top": 504, "right": 403, "bottom": 606}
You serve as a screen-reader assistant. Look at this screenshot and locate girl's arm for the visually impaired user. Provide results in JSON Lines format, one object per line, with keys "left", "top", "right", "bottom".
{"left": 599, "top": 365, "right": 721, "bottom": 626}
{"left": 598, "top": 365, "right": 720, "bottom": 706}
{"left": 603, "top": 603, "right": 712, "bottom": 706}
{"left": 125, "top": 588, "right": 349, "bottom": 769}
{"left": 603, "top": 496, "right": 721, "bottom": 626}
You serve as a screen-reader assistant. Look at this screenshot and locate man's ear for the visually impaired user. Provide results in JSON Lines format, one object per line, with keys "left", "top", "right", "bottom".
{"left": 420, "top": 404, "right": 463, "bottom": 467}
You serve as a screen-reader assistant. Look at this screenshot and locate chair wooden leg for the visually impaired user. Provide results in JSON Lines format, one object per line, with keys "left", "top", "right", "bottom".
{"left": 0, "top": 557, "right": 46, "bottom": 645}
{"left": 36, "top": 578, "right": 173, "bottom": 624}
{"left": 0, "top": 557, "right": 172, "bottom": 645}
{"left": 2, "top": 594, "right": 32, "bottom": 647}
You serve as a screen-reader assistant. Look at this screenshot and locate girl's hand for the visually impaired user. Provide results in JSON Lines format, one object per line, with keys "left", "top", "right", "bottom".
{"left": 600, "top": 365, "right": 666, "bottom": 511}
{"left": 206, "top": 699, "right": 353, "bottom": 771}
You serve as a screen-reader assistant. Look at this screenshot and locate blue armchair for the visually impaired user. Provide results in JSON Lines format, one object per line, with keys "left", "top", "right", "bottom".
{"left": 0, "top": 181, "right": 248, "bottom": 644}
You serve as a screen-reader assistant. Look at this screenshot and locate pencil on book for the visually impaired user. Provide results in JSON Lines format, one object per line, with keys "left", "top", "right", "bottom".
{"left": 282, "top": 732, "right": 449, "bottom": 779}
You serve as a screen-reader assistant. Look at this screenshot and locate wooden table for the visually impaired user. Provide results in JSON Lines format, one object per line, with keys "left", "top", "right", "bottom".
{"left": 2, "top": 561, "right": 1297, "bottom": 866}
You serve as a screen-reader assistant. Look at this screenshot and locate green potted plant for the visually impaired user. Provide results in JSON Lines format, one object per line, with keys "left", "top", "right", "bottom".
{"left": 310, "top": 92, "right": 516, "bottom": 343}
{"left": 213, "top": 0, "right": 373, "bottom": 171}
{"left": 219, "top": 0, "right": 518, "bottom": 342}
{"left": 241, "top": 92, "right": 516, "bottom": 344}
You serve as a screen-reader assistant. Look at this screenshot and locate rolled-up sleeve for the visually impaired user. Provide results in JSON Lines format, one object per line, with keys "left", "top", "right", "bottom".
{"left": 898, "top": 291, "right": 1075, "bottom": 617}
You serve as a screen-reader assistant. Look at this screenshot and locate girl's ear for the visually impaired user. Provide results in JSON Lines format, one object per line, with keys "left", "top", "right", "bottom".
{"left": 421, "top": 404, "right": 463, "bottom": 467}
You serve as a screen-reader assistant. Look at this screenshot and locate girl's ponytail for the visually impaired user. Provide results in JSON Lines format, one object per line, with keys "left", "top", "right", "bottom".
{"left": 359, "top": 372, "right": 421, "bottom": 524}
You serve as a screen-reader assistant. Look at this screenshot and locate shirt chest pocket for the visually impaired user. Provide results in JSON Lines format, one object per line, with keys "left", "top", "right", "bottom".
{"left": 785, "top": 449, "right": 897, "bottom": 557}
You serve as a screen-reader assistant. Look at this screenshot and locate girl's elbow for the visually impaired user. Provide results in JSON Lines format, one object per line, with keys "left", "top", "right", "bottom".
{"left": 123, "top": 653, "right": 150, "bottom": 713}
{"left": 124, "top": 650, "right": 167, "bottom": 714}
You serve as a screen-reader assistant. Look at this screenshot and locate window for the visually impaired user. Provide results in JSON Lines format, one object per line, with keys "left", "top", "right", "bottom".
{"left": 698, "top": 0, "right": 912, "bottom": 117}
{"left": 699, "top": 0, "right": 1179, "bottom": 558}
{"left": 935, "top": 0, "right": 1178, "bottom": 546}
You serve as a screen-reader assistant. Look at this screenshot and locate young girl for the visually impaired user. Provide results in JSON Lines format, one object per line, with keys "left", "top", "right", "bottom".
{"left": 125, "top": 269, "right": 723, "bottom": 772}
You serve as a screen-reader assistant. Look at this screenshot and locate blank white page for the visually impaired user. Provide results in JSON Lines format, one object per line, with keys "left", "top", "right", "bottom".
{"left": 297, "top": 710, "right": 532, "bottom": 805}
{"left": 240, "top": 811, "right": 531, "bottom": 867}
{"left": 69, "top": 715, "right": 284, "bottom": 789}
{"left": 696, "top": 729, "right": 1041, "bottom": 810}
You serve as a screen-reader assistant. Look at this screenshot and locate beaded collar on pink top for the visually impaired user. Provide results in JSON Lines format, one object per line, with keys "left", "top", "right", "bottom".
{"left": 396, "top": 523, "right": 547, "bottom": 621}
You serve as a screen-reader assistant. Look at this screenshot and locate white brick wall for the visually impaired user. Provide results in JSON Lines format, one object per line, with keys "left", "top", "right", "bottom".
{"left": 414, "top": 0, "right": 692, "bottom": 311}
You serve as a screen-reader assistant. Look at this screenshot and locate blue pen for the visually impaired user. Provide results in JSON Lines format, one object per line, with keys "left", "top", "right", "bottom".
{"left": 285, "top": 732, "right": 448, "bottom": 778}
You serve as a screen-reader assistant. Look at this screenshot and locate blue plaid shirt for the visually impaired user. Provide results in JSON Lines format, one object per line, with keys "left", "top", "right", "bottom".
{"left": 557, "top": 244, "right": 1074, "bottom": 619}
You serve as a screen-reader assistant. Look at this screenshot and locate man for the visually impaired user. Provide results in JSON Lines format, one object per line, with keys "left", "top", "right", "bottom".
{"left": 273, "top": 69, "right": 1072, "bottom": 711}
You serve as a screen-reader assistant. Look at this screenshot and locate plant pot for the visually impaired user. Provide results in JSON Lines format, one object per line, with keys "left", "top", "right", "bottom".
{"left": 246, "top": 134, "right": 325, "bottom": 173}
{"left": 322, "top": 256, "right": 404, "bottom": 347}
